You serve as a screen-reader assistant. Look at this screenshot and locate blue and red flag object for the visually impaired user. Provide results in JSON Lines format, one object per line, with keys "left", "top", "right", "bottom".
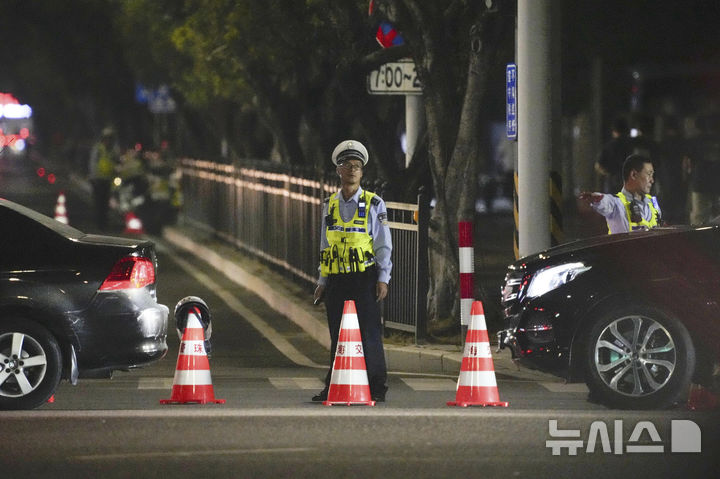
{"left": 376, "top": 21, "right": 404, "bottom": 48}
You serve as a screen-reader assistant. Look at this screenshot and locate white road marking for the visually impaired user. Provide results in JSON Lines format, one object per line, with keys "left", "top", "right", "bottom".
{"left": 401, "top": 378, "right": 457, "bottom": 391}
{"left": 72, "top": 447, "right": 314, "bottom": 462}
{"left": 269, "top": 377, "right": 325, "bottom": 390}
{"left": 5, "top": 408, "right": 565, "bottom": 420}
{"left": 160, "top": 247, "right": 324, "bottom": 369}
{"left": 137, "top": 378, "right": 174, "bottom": 390}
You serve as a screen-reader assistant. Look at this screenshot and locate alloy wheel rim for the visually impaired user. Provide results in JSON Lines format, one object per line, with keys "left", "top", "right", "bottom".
{"left": 594, "top": 315, "right": 676, "bottom": 397}
{"left": 0, "top": 332, "right": 48, "bottom": 398}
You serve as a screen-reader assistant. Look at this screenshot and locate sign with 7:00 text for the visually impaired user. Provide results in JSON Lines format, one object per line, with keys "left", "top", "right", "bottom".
{"left": 367, "top": 60, "right": 422, "bottom": 95}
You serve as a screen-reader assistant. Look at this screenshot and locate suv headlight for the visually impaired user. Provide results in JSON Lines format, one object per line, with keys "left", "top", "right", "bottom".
{"left": 525, "top": 262, "right": 591, "bottom": 298}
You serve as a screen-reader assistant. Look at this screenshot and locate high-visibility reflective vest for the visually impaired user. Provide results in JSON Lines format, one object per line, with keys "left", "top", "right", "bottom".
{"left": 96, "top": 143, "right": 116, "bottom": 179}
{"left": 611, "top": 192, "right": 660, "bottom": 234}
{"left": 320, "top": 191, "right": 378, "bottom": 276}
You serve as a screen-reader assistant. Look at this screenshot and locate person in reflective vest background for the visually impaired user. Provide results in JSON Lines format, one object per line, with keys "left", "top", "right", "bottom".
{"left": 580, "top": 154, "right": 662, "bottom": 234}
{"left": 88, "top": 127, "right": 120, "bottom": 230}
{"left": 312, "top": 140, "right": 393, "bottom": 402}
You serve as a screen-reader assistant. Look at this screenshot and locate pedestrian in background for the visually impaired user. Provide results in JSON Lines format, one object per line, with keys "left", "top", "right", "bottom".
{"left": 88, "top": 127, "right": 119, "bottom": 230}
{"left": 595, "top": 116, "right": 632, "bottom": 193}
{"left": 580, "top": 154, "right": 662, "bottom": 234}
{"left": 312, "top": 140, "right": 392, "bottom": 403}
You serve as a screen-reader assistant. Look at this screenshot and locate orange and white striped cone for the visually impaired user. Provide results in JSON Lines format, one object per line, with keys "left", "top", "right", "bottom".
{"left": 323, "top": 300, "right": 375, "bottom": 406}
{"left": 447, "top": 301, "right": 508, "bottom": 407}
{"left": 160, "top": 307, "right": 225, "bottom": 405}
{"left": 124, "top": 211, "right": 144, "bottom": 234}
{"left": 54, "top": 191, "right": 69, "bottom": 224}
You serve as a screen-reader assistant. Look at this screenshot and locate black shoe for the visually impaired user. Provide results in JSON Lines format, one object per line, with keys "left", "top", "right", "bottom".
{"left": 312, "top": 389, "right": 328, "bottom": 402}
{"left": 371, "top": 386, "right": 387, "bottom": 402}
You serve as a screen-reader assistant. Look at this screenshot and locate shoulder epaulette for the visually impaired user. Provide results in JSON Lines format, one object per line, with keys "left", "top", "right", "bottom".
{"left": 370, "top": 195, "right": 381, "bottom": 206}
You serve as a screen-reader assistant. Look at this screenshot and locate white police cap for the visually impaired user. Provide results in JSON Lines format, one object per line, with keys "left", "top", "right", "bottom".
{"left": 331, "top": 140, "right": 368, "bottom": 166}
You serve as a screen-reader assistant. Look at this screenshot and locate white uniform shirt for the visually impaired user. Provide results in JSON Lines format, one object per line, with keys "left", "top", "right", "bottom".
{"left": 591, "top": 187, "right": 661, "bottom": 234}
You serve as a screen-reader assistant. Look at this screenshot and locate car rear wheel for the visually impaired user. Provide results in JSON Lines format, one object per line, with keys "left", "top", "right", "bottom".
{"left": 0, "top": 319, "right": 62, "bottom": 410}
{"left": 584, "top": 305, "right": 695, "bottom": 409}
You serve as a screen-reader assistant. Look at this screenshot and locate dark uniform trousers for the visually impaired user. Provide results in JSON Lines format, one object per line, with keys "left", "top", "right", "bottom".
{"left": 323, "top": 265, "right": 387, "bottom": 395}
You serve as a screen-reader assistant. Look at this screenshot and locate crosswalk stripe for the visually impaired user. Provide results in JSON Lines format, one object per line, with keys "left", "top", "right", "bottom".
{"left": 138, "top": 378, "right": 175, "bottom": 390}
{"left": 400, "top": 378, "right": 457, "bottom": 391}
{"left": 136, "top": 377, "right": 589, "bottom": 394}
{"left": 269, "top": 377, "right": 325, "bottom": 390}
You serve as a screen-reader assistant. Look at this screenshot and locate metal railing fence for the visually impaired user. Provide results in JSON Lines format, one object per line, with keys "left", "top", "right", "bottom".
{"left": 178, "top": 158, "right": 429, "bottom": 341}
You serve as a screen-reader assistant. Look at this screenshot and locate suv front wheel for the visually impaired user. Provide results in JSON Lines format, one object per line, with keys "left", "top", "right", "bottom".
{"left": 584, "top": 305, "right": 695, "bottom": 409}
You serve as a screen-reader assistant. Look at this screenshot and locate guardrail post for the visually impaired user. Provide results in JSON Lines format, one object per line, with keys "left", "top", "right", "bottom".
{"left": 415, "top": 187, "right": 430, "bottom": 344}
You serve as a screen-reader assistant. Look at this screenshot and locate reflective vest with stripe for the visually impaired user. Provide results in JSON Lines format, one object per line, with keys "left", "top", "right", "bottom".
{"left": 320, "top": 191, "right": 377, "bottom": 276}
{"left": 611, "top": 192, "right": 660, "bottom": 234}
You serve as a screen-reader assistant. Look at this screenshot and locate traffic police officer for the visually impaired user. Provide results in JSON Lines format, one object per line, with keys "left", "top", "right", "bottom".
{"left": 580, "top": 154, "right": 662, "bottom": 234}
{"left": 88, "top": 127, "right": 119, "bottom": 230}
{"left": 312, "top": 140, "right": 393, "bottom": 402}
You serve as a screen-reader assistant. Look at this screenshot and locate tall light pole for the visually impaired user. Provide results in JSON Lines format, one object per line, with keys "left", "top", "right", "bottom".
{"left": 517, "top": 0, "right": 559, "bottom": 257}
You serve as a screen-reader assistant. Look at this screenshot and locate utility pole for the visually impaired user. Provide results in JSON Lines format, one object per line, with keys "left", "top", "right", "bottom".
{"left": 517, "top": 0, "right": 559, "bottom": 257}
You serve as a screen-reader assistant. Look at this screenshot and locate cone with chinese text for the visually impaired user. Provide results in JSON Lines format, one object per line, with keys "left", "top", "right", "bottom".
{"left": 124, "top": 211, "right": 144, "bottom": 234}
{"left": 447, "top": 301, "right": 508, "bottom": 407}
{"left": 323, "top": 300, "right": 375, "bottom": 406}
{"left": 54, "top": 191, "right": 69, "bottom": 224}
{"left": 160, "top": 307, "right": 224, "bottom": 404}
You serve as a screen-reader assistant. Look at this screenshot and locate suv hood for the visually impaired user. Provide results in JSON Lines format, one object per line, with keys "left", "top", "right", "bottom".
{"left": 513, "top": 226, "right": 693, "bottom": 270}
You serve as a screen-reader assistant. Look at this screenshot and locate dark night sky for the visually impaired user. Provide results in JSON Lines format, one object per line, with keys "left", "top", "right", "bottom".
{"left": 5, "top": 1, "right": 720, "bottom": 145}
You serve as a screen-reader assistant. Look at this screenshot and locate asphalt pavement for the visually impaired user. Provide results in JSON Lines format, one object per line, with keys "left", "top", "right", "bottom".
{"left": 161, "top": 218, "right": 564, "bottom": 384}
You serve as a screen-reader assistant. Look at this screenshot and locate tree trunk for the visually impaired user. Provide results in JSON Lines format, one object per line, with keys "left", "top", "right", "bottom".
{"left": 380, "top": 0, "right": 514, "bottom": 323}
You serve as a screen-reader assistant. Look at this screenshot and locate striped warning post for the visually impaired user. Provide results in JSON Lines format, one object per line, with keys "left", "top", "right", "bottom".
{"left": 324, "top": 300, "right": 375, "bottom": 406}
{"left": 54, "top": 191, "right": 69, "bottom": 225}
{"left": 160, "top": 308, "right": 225, "bottom": 404}
{"left": 458, "top": 221, "right": 474, "bottom": 327}
{"left": 447, "top": 301, "right": 508, "bottom": 407}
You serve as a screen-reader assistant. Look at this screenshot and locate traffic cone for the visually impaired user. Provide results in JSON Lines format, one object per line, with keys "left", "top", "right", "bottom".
{"left": 447, "top": 301, "right": 508, "bottom": 407}
{"left": 687, "top": 383, "right": 719, "bottom": 411}
{"left": 124, "top": 211, "right": 144, "bottom": 234}
{"left": 54, "top": 192, "right": 69, "bottom": 224}
{"left": 323, "top": 300, "right": 375, "bottom": 406}
{"left": 160, "top": 307, "right": 225, "bottom": 404}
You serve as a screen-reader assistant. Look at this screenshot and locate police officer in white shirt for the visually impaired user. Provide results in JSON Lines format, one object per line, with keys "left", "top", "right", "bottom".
{"left": 312, "top": 140, "right": 392, "bottom": 402}
{"left": 580, "top": 154, "right": 662, "bottom": 234}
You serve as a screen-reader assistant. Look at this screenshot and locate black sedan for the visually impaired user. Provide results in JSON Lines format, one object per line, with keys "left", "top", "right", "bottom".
{"left": 0, "top": 198, "right": 168, "bottom": 409}
{"left": 499, "top": 225, "right": 720, "bottom": 409}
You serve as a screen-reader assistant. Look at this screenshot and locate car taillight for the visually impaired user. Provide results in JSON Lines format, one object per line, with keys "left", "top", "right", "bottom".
{"left": 100, "top": 256, "right": 156, "bottom": 291}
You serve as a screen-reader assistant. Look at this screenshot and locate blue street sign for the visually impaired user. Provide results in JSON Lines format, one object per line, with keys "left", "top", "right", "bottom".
{"left": 506, "top": 63, "right": 517, "bottom": 140}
